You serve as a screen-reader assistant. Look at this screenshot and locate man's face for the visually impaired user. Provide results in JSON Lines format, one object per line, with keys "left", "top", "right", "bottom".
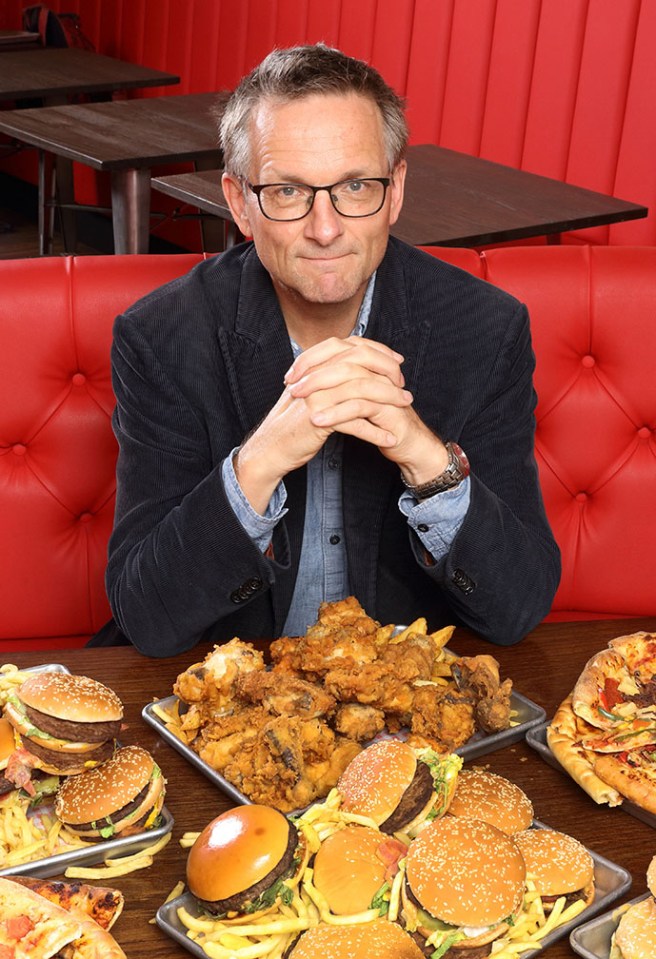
{"left": 223, "top": 92, "right": 406, "bottom": 317}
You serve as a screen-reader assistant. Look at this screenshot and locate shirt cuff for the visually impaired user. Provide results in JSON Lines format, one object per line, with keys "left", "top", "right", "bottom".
{"left": 222, "top": 448, "right": 288, "bottom": 553}
{"left": 398, "top": 476, "right": 471, "bottom": 562}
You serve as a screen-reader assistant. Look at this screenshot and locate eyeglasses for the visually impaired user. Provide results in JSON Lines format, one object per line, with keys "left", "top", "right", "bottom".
{"left": 246, "top": 177, "right": 391, "bottom": 221}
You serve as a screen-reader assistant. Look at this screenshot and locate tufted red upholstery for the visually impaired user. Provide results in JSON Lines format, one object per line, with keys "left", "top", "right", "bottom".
{"left": 1, "top": 247, "right": 654, "bottom": 651}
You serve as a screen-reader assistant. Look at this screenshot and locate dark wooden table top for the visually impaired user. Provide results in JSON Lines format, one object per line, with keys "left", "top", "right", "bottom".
{"left": 0, "top": 91, "right": 227, "bottom": 170}
{"left": 152, "top": 142, "right": 648, "bottom": 248}
{"left": 7, "top": 615, "right": 656, "bottom": 958}
{"left": 0, "top": 47, "right": 179, "bottom": 101}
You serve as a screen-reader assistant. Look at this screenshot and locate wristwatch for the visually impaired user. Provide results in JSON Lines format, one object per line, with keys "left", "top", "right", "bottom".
{"left": 401, "top": 441, "right": 470, "bottom": 499}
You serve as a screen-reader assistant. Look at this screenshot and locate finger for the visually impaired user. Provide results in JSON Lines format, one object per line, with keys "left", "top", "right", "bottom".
{"left": 331, "top": 417, "right": 398, "bottom": 448}
{"left": 288, "top": 353, "right": 406, "bottom": 393}
{"left": 309, "top": 392, "right": 412, "bottom": 428}
{"left": 285, "top": 336, "right": 404, "bottom": 384}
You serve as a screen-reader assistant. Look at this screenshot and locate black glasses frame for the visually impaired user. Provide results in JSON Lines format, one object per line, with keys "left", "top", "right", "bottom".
{"left": 246, "top": 177, "right": 391, "bottom": 221}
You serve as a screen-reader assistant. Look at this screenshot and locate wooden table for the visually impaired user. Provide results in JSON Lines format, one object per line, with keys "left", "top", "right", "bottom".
{"left": 7, "top": 616, "right": 656, "bottom": 958}
{"left": 0, "top": 30, "right": 40, "bottom": 52}
{"left": 0, "top": 47, "right": 179, "bottom": 102}
{"left": 151, "top": 143, "right": 649, "bottom": 249}
{"left": 0, "top": 91, "right": 228, "bottom": 254}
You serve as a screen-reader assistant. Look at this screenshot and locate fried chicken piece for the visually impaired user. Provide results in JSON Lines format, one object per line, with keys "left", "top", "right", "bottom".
{"left": 453, "top": 654, "right": 513, "bottom": 733}
{"left": 174, "top": 638, "right": 265, "bottom": 709}
{"left": 323, "top": 660, "right": 416, "bottom": 716}
{"left": 333, "top": 703, "right": 386, "bottom": 741}
{"left": 195, "top": 705, "right": 270, "bottom": 771}
{"left": 380, "top": 633, "right": 436, "bottom": 682}
{"left": 237, "top": 670, "right": 336, "bottom": 719}
{"left": 410, "top": 684, "right": 476, "bottom": 752}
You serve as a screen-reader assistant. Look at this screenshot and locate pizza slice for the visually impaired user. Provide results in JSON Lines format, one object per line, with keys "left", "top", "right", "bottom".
{"left": 546, "top": 695, "right": 623, "bottom": 806}
{"left": 593, "top": 744, "right": 656, "bottom": 815}
{"left": 6, "top": 877, "right": 124, "bottom": 930}
{"left": 581, "top": 717, "right": 656, "bottom": 753}
{"left": 609, "top": 631, "right": 656, "bottom": 686}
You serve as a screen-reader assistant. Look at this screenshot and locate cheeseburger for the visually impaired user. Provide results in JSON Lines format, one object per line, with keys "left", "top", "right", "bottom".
{"left": 0, "top": 716, "right": 59, "bottom": 804}
{"left": 55, "top": 745, "right": 165, "bottom": 840}
{"left": 186, "top": 805, "right": 307, "bottom": 918}
{"left": 288, "top": 918, "right": 425, "bottom": 959}
{"left": 312, "top": 824, "right": 406, "bottom": 916}
{"left": 402, "top": 816, "right": 526, "bottom": 956}
{"left": 337, "top": 739, "right": 462, "bottom": 836}
{"left": 447, "top": 768, "right": 534, "bottom": 834}
{"left": 4, "top": 672, "right": 123, "bottom": 776}
{"left": 515, "top": 828, "right": 595, "bottom": 912}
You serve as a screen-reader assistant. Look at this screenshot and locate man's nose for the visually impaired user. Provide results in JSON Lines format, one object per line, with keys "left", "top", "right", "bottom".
{"left": 304, "top": 188, "right": 343, "bottom": 242}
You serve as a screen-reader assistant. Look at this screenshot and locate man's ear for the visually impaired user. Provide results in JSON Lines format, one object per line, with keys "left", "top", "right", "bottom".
{"left": 222, "top": 173, "right": 253, "bottom": 238}
{"left": 388, "top": 159, "right": 407, "bottom": 227}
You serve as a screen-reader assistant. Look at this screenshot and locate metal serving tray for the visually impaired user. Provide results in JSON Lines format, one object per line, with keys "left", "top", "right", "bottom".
{"left": 0, "top": 663, "right": 175, "bottom": 878}
{"left": 154, "top": 823, "right": 631, "bottom": 959}
{"left": 570, "top": 893, "right": 650, "bottom": 959}
{"left": 526, "top": 721, "right": 656, "bottom": 829}
{"left": 143, "top": 687, "right": 545, "bottom": 809}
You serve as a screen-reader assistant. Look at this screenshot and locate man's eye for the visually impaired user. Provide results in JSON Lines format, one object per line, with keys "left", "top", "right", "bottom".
{"left": 276, "top": 185, "right": 303, "bottom": 199}
{"left": 345, "top": 179, "right": 365, "bottom": 193}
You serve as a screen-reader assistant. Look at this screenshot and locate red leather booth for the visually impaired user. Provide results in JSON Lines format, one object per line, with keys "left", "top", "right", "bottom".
{"left": 1, "top": 246, "right": 654, "bottom": 652}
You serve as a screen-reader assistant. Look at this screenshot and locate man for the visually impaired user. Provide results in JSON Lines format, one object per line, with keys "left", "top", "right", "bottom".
{"left": 104, "top": 44, "right": 560, "bottom": 657}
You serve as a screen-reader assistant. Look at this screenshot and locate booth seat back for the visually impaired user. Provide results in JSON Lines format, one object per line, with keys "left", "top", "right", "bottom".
{"left": 1, "top": 247, "right": 654, "bottom": 651}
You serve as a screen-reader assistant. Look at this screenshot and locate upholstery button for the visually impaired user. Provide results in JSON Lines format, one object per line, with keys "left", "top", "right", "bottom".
{"left": 581, "top": 355, "right": 595, "bottom": 368}
{"left": 12, "top": 444, "right": 26, "bottom": 456}
{"left": 79, "top": 512, "right": 92, "bottom": 523}
{"left": 576, "top": 492, "right": 588, "bottom": 503}
{"left": 72, "top": 372, "right": 86, "bottom": 386}
{"left": 329, "top": 534, "right": 341, "bottom": 545}
{"left": 417, "top": 523, "right": 430, "bottom": 532}
{"left": 638, "top": 426, "right": 651, "bottom": 439}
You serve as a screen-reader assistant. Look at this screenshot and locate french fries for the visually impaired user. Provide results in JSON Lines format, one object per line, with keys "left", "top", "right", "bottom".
{"left": 0, "top": 791, "right": 89, "bottom": 869}
{"left": 64, "top": 831, "right": 172, "bottom": 880}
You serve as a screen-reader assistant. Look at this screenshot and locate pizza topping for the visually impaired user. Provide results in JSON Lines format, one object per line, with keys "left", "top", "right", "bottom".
{"left": 4, "top": 915, "right": 34, "bottom": 940}
{"left": 601, "top": 678, "right": 623, "bottom": 711}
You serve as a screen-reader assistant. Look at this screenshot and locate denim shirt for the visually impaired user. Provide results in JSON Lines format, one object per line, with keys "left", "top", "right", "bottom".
{"left": 221, "top": 273, "right": 470, "bottom": 636}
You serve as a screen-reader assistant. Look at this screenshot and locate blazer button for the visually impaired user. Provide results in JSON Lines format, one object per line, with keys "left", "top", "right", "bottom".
{"left": 230, "top": 588, "right": 247, "bottom": 604}
{"left": 452, "top": 568, "right": 475, "bottom": 594}
{"left": 246, "top": 577, "right": 263, "bottom": 591}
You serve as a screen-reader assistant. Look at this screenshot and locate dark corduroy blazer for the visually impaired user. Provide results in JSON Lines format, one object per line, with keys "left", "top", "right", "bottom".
{"left": 105, "top": 238, "right": 560, "bottom": 657}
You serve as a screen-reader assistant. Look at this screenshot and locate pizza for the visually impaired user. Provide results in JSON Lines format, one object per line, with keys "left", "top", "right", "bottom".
{"left": 5, "top": 877, "right": 124, "bottom": 931}
{"left": 546, "top": 695, "right": 623, "bottom": 806}
{"left": 592, "top": 746, "right": 656, "bottom": 815}
{"left": 0, "top": 878, "right": 126, "bottom": 959}
{"left": 572, "top": 631, "right": 656, "bottom": 743}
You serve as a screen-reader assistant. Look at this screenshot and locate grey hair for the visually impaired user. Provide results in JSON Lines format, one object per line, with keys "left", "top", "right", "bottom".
{"left": 219, "top": 43, "right": 408, "bottom": 178}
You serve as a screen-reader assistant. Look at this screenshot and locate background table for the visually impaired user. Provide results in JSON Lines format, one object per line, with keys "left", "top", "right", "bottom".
{"left": 152, "top": 143, "right": 648, "bottom": 249}
{"left": 0, "top": 91, "right": 227, "bottom": 254}
{"left": 0, "top": 47, "right": 179, "bottom": 102}
{"left": 8, "top": 615, "right": 656, "bottom": 958}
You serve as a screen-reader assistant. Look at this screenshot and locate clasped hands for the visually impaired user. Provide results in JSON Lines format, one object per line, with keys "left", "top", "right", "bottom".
{"left": 234, "top": 337, "right": 447, "bottom": 514}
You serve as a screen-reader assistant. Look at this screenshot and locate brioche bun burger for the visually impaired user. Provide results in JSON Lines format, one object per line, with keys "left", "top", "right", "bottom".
{"left": 402, "top": 816, "right": 526, "bottom": 957}
{"left": 288, "top": 918, "right": 425, "bottom": 959}
{"left": 337, "top": 739, "right": 462, "bottom": 837}
{"left": 447, "top": 768, "right": 534, "bottom": 835}
{"left": 54, "top": 745, "right": 165, "bottom": 840}
{"left": 186, "top": 804, "right": 309, "bottom": 919}
{"left": 312, "top": 824, "right": 407, "bottom": 916}
{"left": 4, "top": 672, "right": 123, "bottom": 776}
{"left": 514, "top": 828, "right": 595, "bottom": 912}
{"left": 610, "top": 854, "right": 656, "bottom": 959}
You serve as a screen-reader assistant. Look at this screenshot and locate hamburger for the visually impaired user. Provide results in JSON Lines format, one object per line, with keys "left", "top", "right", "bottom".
{"left": 402, "top": 816, "right": 526, "bottom": 956}
{"left": 514, "top": 828, "right": 595, "bottom": 912}
{"left": 312, "top": 824, "right": 406, "bottom": 916}
{"left": 610, "top": 854, "right": 656, "bottom": 959}
{"left": 337, "top": 739, "right": 462, "bottom": 836}
{"left": 54, "top": 745, "right": 165, "bottom": 840}
{"left": 610, "top": 895, "right": 656, "bottom": 959}
{"left": 288, "top": 918, "right": 425, "bottom": 959}
{"left": 4, "top": 672, "right": 123, "bottom": 776}
{"left": 0, "top": 716, "right": 59, "bottom": 804}
{"left": 446, "top": 768, "right": 534, "bottom": 834}
{"left": 186, "top": 804, "right": 308, "bottom": 918}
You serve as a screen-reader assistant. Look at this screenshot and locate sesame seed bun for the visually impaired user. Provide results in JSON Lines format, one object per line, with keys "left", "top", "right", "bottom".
{"left": 186, "top": 805, "right": 299, "bottom": 910}
{"left": 18, "top": 672, "right": 123, "bottom": 723}
{"left": 55, "top": 746, "right": 164, "bottom": 839}
{"left": 338, "top": 739, "right": 417, "bottom": 826}
{"left": 288, "top": 919, "right": 425, "bottom": 959}
{"left": 611, "top": 895, "right": 656, "bottom": 959}
{"left": 405, "top": 816, "right": 526, "bottom": 945}
{"left": 447, "top": 769, "right": 533, "bottom": 834}
{"left": 312, "top": 825, "right": 389, "bottom": 916}
{"left": 514, "top": 828, "right": 595, "bottom": 910}
{"left": 647, "top": 856, "right": 656, "bottom": 898}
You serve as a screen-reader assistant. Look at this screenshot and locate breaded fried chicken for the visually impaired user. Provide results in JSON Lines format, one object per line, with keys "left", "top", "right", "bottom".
{"left": 237, "top": 670, "right": 336, "bottom": 719}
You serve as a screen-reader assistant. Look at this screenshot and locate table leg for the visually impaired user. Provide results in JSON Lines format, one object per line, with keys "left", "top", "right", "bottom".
{"left": 54, "top": 155, "right": 77, "bottom": 254}
{"left": 193, "top": 158, "right": 226, "bottom": 252}
{"left": 37, "top": 150, "right": 55, "bottom": 256}
{"left": 111, "top": 168, "right": 151, "bottom": 254}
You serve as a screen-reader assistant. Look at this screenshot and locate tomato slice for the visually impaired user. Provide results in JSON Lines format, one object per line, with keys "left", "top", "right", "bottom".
{"left": 5, "top": 916, "right": 34, "bottom": 940}
{"left": 602, "top": 677, "right": 623, "bottom": 710}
